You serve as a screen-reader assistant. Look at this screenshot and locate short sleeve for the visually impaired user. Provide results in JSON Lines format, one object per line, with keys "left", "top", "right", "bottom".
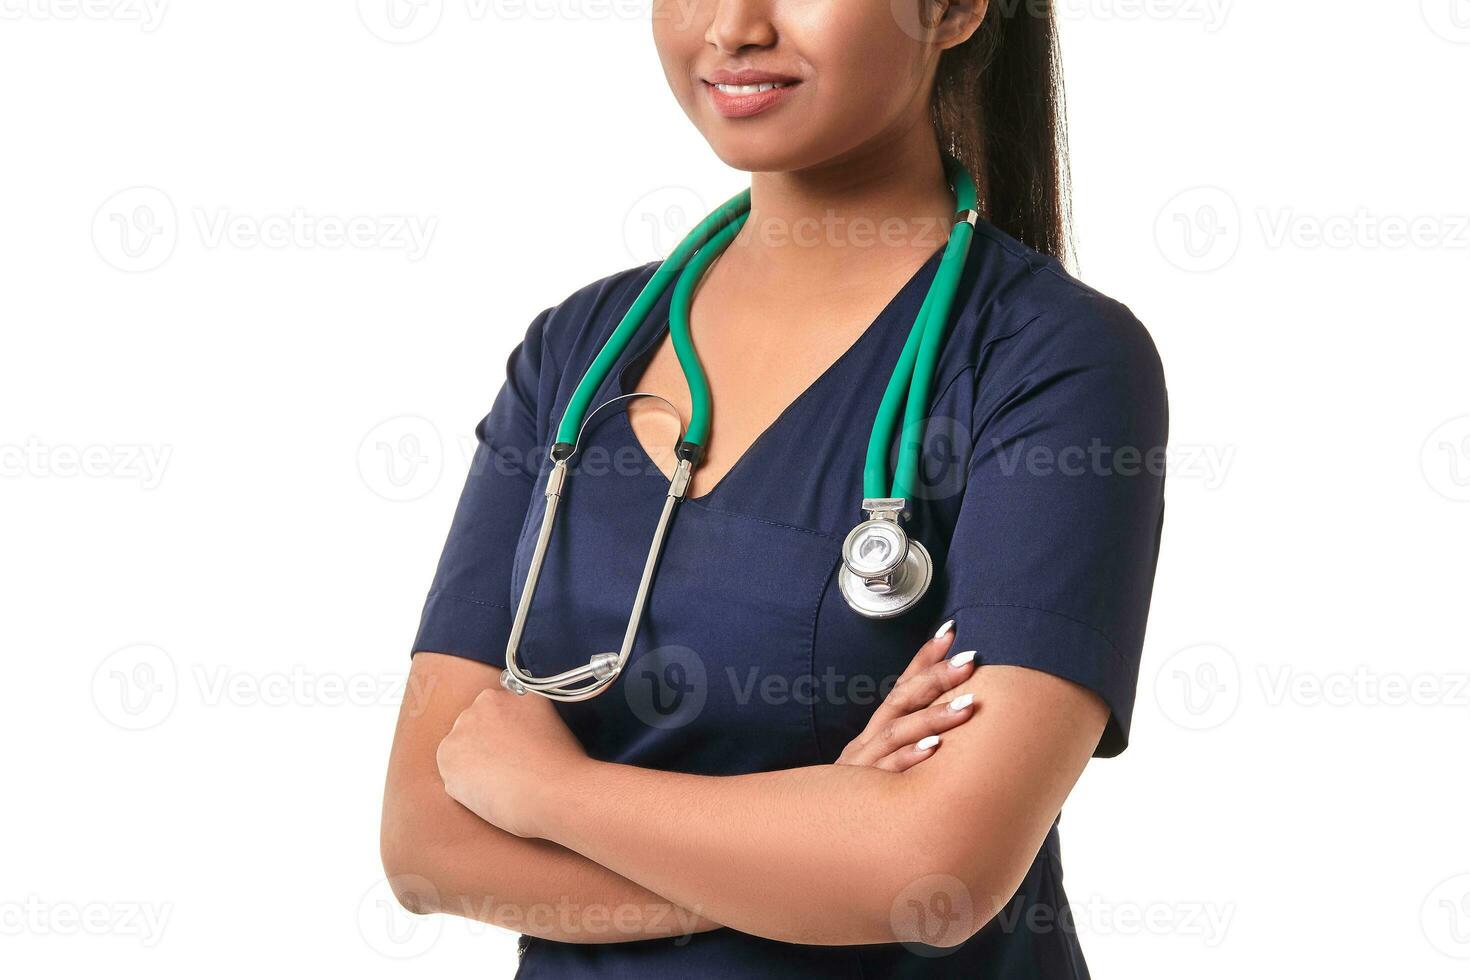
{"left": 940, "top": 295, "right": 1168, "bottom": 757}
{"left": 409, "top": 306, "right": 554, "bottom": 668}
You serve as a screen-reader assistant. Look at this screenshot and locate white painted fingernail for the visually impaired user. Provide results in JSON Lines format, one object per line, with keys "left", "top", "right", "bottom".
{"left": 916, "top": 735, "right": 941, "bottom": 751}
{"left": 947, "top": 693, "right": 974, "bottom": 712}
{"left": 949, "top": 650, "right": 976, "bottom": 669}
{"left": 933, "top": 619, "right": 955, "bottom": 640}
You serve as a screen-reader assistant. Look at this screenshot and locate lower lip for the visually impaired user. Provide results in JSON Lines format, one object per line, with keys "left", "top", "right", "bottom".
{"left": 704, "top": 81, "right": 799, "bottom": 119}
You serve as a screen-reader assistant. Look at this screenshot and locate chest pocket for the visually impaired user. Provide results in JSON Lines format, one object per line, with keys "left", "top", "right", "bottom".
{"left": 510, "top": 459, "right": 853, "bottom": 776}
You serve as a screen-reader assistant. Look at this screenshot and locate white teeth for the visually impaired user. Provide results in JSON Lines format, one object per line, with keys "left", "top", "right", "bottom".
{"left": 713, "top": 82, "right": 789, "bottom": 95}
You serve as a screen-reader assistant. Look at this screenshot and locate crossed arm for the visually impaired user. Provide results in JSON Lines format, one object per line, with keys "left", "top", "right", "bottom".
{"left": 501, "top": 664, "right": 1105, "bottom": 946}
{"left": 379, "top": 652, "right": 719, "bottom": 943}
{"left": 380, "top": 644, "right": 1108, "bottom": 947}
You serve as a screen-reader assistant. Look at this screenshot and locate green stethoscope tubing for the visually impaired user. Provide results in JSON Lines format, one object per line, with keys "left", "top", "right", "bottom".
{"left": 874, "top": 155, "right": 978, "bottom": 503}
{"left": 668, "top": 208, "right": 751, "bottom": 449}
{"left": 552, "top": 187, "right": 752, "bottom": 451}
{"left": 551, "top": 156, "right": 977, "bottom": 505}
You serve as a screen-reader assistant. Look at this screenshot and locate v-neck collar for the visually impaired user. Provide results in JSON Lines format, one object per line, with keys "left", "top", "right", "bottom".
{"left": 608, "top": 243, "right": 947, "bottom": 506}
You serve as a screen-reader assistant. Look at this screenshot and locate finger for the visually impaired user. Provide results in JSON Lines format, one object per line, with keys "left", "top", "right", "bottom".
{"left": 874, "top": 732, "right": 945, "bottom": 772}
{"left": 880, "top": 648, "right": 977, "bottom": 720}
{"left": 893, "top": 618, "right": 958, "bottom": 687}
{"left": 853, "top": 645, "right": 974, "bottom": 757}
{"left": 838, "top": 688, "right": 976, "bottom": 767}
{"left": 862, "top": 622, "right": 960, "bottom": 738}
{"left": 856, "top": 691, "right": 977, "bottom": 767}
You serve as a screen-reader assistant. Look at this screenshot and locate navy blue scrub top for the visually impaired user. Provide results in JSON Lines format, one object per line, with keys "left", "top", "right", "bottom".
{"left": 411, "top": 218, "right": 1168, "bottom": 979}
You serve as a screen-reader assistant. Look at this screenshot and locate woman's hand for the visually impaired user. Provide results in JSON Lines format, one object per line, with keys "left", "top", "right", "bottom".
{"left": 436, "top": 676, "right": 588, "bottom": 839}
{"left": 835, "top": 619, "right": 978, "bottom": 771}
{"left": 439, "top": 625, "right": 978, "bottom": 837}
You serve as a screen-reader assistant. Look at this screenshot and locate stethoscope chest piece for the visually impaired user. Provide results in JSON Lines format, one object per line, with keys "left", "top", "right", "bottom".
{"left": 838, "top": 497, "right": 933, "bottom": 620}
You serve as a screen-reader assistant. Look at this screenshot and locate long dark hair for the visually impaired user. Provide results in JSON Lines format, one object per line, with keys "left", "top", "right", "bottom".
{"left": 931, "top": 0, "right": 1072, "bottom": 262}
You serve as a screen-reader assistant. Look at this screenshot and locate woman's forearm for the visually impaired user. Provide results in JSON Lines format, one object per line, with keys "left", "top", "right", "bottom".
{"left": 384, "top": 803, "right": 720, "bottom": 943}
{"left": 382, "top": 653, "right": 721, "bottom": 944}
{"left": 537, "top": 759, "right": 952, "bottom": 946}
{"left": 522, "top": 668, "right": 1106, "bottom": 948}
{"left": 433, "top": 660, "right": 1104, "bottom": 948}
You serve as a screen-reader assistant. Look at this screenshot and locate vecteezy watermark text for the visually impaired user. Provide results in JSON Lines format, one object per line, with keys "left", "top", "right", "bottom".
{"left": 0, "top": 0, "right": 168, "bottom": 30}
{"left": 991, "top": 438, "right": 1232, "bottom": 489}
{"left": 0, "top": 896, "right": 173, "bottom": 947}
{"left": 1, "top": 438, "right": 172, "bottom": 488}
{"left": 93, "top": 187, "right": 437, "bottom": 272}
{"left": 193, "top": 208, "right": 436, "bottom": 260}
{"left": 92, "top": 643, "right": 443, "bottom": 731}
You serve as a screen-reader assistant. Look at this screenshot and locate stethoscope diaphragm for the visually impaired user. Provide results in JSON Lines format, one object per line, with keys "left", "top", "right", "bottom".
{"left": 838, "top": 498, "right": 933, "bottom": 619}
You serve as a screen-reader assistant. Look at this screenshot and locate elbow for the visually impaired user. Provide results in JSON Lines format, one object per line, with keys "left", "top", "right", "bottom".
{"left": 848, "top": 840, "right": 1015, "bottom": 949}
{"left": 870, "top": 870, "right": 1006, "bottom": 949}
{"left": 381, "top": 859, "right": 442, "bottom": 917}
{"left": 379, "top": 815, "right": 445, "bottom": 916}
{"left": 752, "top": 868, "right": 989, "bottom": 947}
{"left": 775, "top": 881, "right": 990, "bottom": 948}
{"left": 386, "top": 871, "right": 441, "bottom": 917}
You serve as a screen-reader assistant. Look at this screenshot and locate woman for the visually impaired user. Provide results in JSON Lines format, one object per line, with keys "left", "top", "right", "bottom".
{"left": 381, "top": 0, "right": 1167, "bottom": 976}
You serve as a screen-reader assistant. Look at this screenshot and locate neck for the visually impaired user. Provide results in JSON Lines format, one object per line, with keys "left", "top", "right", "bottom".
{"left": 732, "top": 127, "right": 956, "bottom": 282}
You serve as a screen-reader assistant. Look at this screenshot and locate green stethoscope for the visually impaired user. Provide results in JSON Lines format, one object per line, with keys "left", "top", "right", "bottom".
{"left": 502, "top": 156, "right": 979, "bottom": 700}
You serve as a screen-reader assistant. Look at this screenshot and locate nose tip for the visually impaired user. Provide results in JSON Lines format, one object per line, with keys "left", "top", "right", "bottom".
{"left": 704, "top": 4, "right": 778, "bottom": 55}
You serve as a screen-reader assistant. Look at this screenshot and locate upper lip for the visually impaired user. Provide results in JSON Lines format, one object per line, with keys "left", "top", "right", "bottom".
{"left": 704, "top": 68, "right": 800, "bottom": 86}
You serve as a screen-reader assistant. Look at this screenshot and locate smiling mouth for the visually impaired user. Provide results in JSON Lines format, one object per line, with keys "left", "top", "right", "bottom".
{"left": 709, "top": 81, "right": 796, "bottom": 95}
{"left": 702, "top": 78, "right": 801, "bottom": 119}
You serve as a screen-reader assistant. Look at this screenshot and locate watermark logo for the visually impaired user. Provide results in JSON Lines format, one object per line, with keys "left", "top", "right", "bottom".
{"left": 1155, "top": 186, "right": 1241, "bottom": 273}
{"left": 358, "top": 415, "right": 444, "bottom": 502}
{"left": 92, "top": 650, "right": 429, "bottom": 726}
{"left": 907, "top": 414, "right": 971, "bottom": 503}
{"left": 889, "top": 873, "right": 974, "bottom": 956}
{"left": 1421, "top": 415, "right": 1470, "bottom": 502}
{"left": 93, "top": 187, "right": 437, "bottom": 271}
{"left": 1156, "top": 654, "right": 1470, "bottom": 724}
{"left": 1422, "top": 873, "right": 1470, "bottom": 958}
{"left": 624, "top": 645, "right": 707, "bottom": 730}
{"left": 359, "top": 875, "right": 443, "bottom": 958}
{"left": 93, "top": 186, "right": 178, "bottom": 273}
{"left": 1153, "top": 643, "right": 1240, "bottom": 730}
{"left": 1422, "top": 0, "right": 1470, "bottom": 43}
{"left": 1159, "top": 190, "right": 1470, "bottom": 271}
{"left": 91, "top": 643, "right": 178, "bottom": 731}
{"left": 358, "top": 0, "right": 444, "bottom": 43}
{"left": 623, "top": 186, "right": 709, "bottom": 264}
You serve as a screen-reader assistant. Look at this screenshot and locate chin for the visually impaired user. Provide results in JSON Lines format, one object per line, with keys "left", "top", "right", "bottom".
{"left": 701, "top": 131, "right": 828, "bottom": 177}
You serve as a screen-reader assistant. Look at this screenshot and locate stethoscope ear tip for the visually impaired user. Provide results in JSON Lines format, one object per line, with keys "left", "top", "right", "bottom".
{"left": 590, "top": 652, "right": 621, "bottom": 682}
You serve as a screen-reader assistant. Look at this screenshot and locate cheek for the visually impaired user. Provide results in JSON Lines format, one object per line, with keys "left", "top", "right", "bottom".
{"left": 786, "top": 5, "right": 929, "bottom": 144}
{"left": 651, "top": 3, "right": 700, "bottom": 111}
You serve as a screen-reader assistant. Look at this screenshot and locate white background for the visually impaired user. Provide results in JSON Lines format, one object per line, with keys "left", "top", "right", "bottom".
{"left": 3, "top": 1, "right": 1468, "bottom": 976}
